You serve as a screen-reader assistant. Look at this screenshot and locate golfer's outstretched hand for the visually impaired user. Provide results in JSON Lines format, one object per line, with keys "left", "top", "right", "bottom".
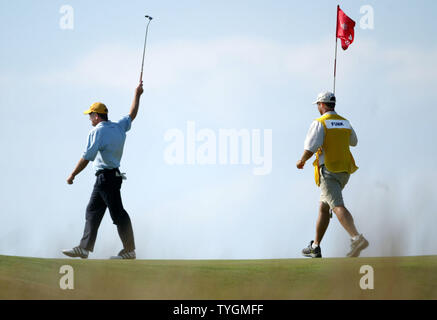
{"left": 136, "top": 81, "right": 144, "bottom": 97}
{"left": 67, "top": 174, "right": 75, "bottom": 185}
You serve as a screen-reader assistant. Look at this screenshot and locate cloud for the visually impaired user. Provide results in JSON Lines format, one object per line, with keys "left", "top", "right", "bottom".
{"left": 36, "top": 36, "right": 437, "bottom": 101}
{"left": 38, "top": 44, "right": 140, "bottom": 90}
{"left": 382, "top": 46, "right": 437, "bottom": 85}
{"left": 36, "top": 36, "right": 332, "bottom": 91}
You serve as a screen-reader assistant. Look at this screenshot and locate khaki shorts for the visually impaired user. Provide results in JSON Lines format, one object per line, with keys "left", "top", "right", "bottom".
{"left": 319, "top": 165, "right": 350, "bottom": 209}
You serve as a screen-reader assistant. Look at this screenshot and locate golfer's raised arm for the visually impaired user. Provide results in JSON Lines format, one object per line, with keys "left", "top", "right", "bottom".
{"left": 129, "top": 81, "right": 144, "bottom": 121}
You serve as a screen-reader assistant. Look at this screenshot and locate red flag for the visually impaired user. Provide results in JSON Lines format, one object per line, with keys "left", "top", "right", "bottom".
{"left": 336, "top": 6, "right": 356, "bottom": 50}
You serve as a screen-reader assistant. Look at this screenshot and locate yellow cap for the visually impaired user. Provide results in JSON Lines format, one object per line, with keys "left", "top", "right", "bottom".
{"left": 83, "top": 102, "right": 108, "bottom": 114}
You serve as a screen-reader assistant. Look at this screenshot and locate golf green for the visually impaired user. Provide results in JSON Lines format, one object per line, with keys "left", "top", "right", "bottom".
{"left": 1, "top": 255, "right": 436, "bottom": 299}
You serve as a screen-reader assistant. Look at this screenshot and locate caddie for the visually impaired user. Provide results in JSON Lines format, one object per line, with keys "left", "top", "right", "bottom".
{"left": 62, "top": 81, "right": 144, "bottom": 259}
{"left": 296, "top": 91, "right": 369, "bottom": 258}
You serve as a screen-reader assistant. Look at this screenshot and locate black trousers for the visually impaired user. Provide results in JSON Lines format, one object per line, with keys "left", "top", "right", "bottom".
{"left": 80, "top": 169, "right": 135, "bottom": 252}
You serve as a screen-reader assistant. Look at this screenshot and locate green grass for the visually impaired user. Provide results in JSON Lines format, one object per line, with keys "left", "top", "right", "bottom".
{"left": 0, "top": 255, "right": 436, "bottom": 299}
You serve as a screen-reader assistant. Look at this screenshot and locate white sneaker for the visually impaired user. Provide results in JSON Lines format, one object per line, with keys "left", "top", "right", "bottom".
{"left": 347, "top": 234, "right": 369, "bottom": 257}
{"left": 110, "top": 249, "right": 136, "bottom": 260}
{"left": 62, "top": 246, "right": 89, "bottom": 259}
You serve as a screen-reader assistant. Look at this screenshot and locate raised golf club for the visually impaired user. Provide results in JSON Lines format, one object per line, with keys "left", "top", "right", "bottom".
{"left": 140, "top": 15, "right": 153, "bottom": 82}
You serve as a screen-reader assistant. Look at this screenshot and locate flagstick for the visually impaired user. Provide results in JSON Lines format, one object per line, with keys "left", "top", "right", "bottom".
{"left": 333, "top": 39, "right": 338, "bottom": 95}
{"left": 333, "top": 5, "right": 339, "bottom": 95}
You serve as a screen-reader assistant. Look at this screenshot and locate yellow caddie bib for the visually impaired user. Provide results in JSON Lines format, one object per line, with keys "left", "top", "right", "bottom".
{"left": 312, "top": 113, "right": 358, "bottom": 186}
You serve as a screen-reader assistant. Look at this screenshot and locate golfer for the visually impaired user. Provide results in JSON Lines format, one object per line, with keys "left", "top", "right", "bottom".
{"left": 297, "top": 91, "right": 368, "bottom": 258}
{"left": 63, "top": 82, "right": 144, "bottom": 259}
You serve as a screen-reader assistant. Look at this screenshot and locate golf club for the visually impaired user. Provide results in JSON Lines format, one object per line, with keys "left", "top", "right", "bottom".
{"left": 139, "top": 15, "right": 153, "bottom": 82}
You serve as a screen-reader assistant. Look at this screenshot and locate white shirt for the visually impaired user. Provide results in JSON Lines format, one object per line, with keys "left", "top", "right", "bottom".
{"left": 304, "top": 111, "right": 358, "bottom": 165}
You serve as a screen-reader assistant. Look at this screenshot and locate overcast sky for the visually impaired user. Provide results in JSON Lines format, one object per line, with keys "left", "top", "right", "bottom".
{"left": 0, "top": 0, "right": 436, "bottom": 259}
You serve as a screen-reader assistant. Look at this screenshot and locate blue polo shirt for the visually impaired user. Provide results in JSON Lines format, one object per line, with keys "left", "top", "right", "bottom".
{"left": 82, "top": 115, "right": 132, "bottom": 171}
